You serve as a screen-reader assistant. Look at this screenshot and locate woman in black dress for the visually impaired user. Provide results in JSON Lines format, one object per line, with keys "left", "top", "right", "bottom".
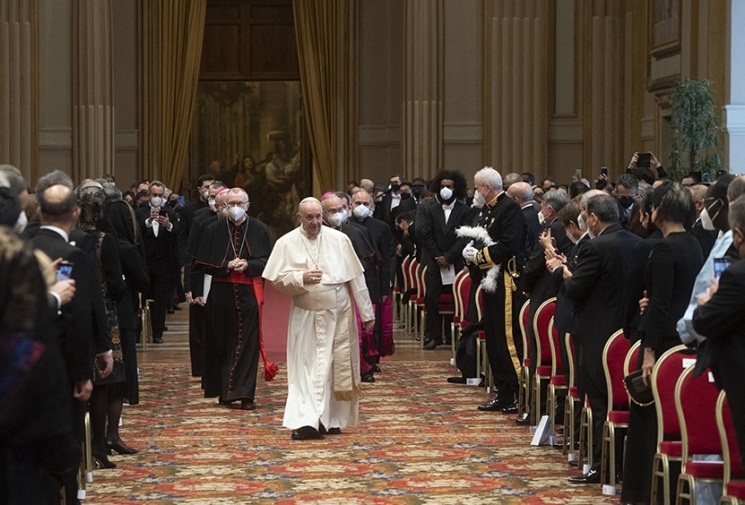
{"left": 621, "top": 181, "right": 703, "bottom": 504}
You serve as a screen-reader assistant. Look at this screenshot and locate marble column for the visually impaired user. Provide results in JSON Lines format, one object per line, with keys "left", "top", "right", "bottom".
{"left": 1, "top": 0, "right": 38, "bottom": 180}
{"left": 72, "top": 0, "right": 115, "bottom": 181}
{"left": 403, "top": 0, "right": 443, "bottom": 180}
{"left": 724, "top": 0, "right": 745, "bottom": 170}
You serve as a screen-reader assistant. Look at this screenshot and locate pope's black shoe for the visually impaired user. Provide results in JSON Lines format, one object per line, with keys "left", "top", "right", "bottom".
{"left": 568, "top": 467, "right": 600, "bottom": 484}
{"left": 291, "top": 426, "right": 324, "bottom": 440}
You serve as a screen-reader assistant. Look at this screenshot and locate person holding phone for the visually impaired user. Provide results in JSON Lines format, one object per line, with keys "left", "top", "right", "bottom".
{"left": 136, "top": 181, "right": 179, "bottom": 344}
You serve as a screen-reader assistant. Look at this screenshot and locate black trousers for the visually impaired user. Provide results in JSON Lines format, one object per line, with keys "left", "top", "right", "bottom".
{"left": 147, "top": 262, "right": 172, "bottom": 337}
{"left": 483, "top": 282, "right": 523, "bottom": 399}
{"left": 423, "top": 265, "right": 452, "bottom": 342}
{"left": 577, "top": 348, "right": 607, "bottom": 467}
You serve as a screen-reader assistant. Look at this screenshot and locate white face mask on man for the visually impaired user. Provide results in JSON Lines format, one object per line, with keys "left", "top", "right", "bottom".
{"left": 700, "top": 201, "right": 722, "bottom": 232}
{"left": 208, "top": 198, "right": 217, "bottom": 212}
{"left": 440, "top": 186, "right": 454, "bottom": 201}
{"left": 472, "top": 190, "right": 486, "bottom": 209}
{"left": 577, "top": 213, "right": 587, "bottom": 232}
{"left": 228, "top": 206, "right": 246, "bottom": 222}
{"left": 150, "top": 196, "right": 164, "bottom": 208}
{"left": 353, "top": 205, "right": 370, "bottom": 220}
{"left": 326, "top": 212, "right": 344, "bottom": 228}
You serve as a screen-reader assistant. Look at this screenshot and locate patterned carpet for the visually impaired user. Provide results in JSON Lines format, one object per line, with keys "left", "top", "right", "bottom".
{"left": 84, "top": 360, "right": 617, "bottom": 504}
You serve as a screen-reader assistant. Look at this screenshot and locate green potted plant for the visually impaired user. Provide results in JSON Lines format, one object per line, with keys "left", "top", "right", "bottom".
{"left": 668, "top": 79, "right": 722, "bottom": 182}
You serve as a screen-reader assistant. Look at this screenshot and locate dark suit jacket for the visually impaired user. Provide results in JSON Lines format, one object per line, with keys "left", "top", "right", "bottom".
{"left": 30, "top": 228, "right": 97, "bottom": 382}
{"left": 472, "top": 192, "right": 527, "bottom": 275}
{"left": 355, "top": 215, "right": 396, "bottom": 295}
{"left": 136, "top": 206, "right": 179, "bottom": 285}
{"left": 416, "top": 198, "right": 476, "bottom": 272}
{"left": 692, "top": 258, "right": 745, "bottom": 460}
{"left": 522, "top": 203, "right": 542, "bottom": 253}
{"left": 552, "top": 233, "right": 591, "bottom": 334}
{"left": 563, "top": 223, "right": 641, "bottom": 374}
{"left": 622, "top": 229, "right": 663, "bottom": 342}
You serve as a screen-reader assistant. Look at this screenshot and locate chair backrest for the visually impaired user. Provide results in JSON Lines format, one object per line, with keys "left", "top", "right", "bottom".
{"left": 676, "top": 365, "right": 722, "bottom": 464}
{"left": 602, "top": 329, "right": 631, "bottom": 411}
{"left": 652, "top": 345, "right": 694, "bottom": 443}
{"left": 532, "top": 298, "right": 557, "bottom": 367}
{"left": 547, "top": 318, "right": 563, "bottom": 375}
{"left": 455, "top": 270, "right": 473, "bottom": 325}
{"left": 518, "top": 299, "right": 531, "bottom": 362}
{"left": 717, "top": 391, "right": 745, "bottom": 484}
{"left": 474, "top": 285, "right": 485, "bottom": 321}
{"left": 565, "top": 333, "right": 576, "bottom": 387}
{"left": 400, "top": 254, "right": 412, "bottom": 292}
{"left": 410, "top": 258, "right": 423, "bottom": 301}
{"left": 623, "top": 341, "right": 641, "bottom": 376}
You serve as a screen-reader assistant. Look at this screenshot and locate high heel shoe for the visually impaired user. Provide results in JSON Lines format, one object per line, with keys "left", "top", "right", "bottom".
{"left": 106, "top": 438, "right": 138, "bottom": 455}
{"left": 92, "top": 451, "right": 117, "bottom": 469}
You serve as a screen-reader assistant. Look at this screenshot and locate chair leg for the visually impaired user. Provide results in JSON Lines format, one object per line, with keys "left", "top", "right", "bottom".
{"left": 546, "top": 384, "right": 555, "bottom": 438}
{"left": 517, "top": 366, "right": 526, "bottom": 417}
{"left": 675, "top": 473, "right": 694, "bottom": 505}
{"left": 650, "top": 453, "right": 671, "bottom": 505}
{"left": 563, "top": 395, "right": 576, "bottom": 456}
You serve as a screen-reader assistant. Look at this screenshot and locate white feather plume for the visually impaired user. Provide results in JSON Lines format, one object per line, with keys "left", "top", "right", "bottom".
{"left": 456, "top": 225, "right": 501, "bottom": 293}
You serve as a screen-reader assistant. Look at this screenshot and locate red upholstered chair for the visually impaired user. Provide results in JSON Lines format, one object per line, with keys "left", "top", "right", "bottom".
{"left": 650, "top": 345, "right": 695, "bottom": 505}
{"left": 718, "top": 391, "right": 745, "bottom": 505}
{"left": 562, "top": 333, "right": 579, "bottom": 456}
{"left": 402, "top": 255, "right": 418, "bottom": 336}
{"left": 399, "top": 255, "right": 413, "bottom": 333}
{"left": 516, "top": 299, "right": 531, "bottom": 420}
{"left": 531, "top": 298, "right": 557, "bottom": 422}
{"left": 599, "top": 329, "right": 631, "bottom": 488}
{"left": 674, "top": 365, "right": 724, "bottom": 505}
{"left": 419, "top": 265, "right": 455, "bottom": 347}
{"left": 473, "top": 286, "right": 492, "bottom": 390}
{"left": 449, "top": 269, "right": 472, "bottom": 361}
{"left": 404, "top": 258, "right": 423, "bottom": 338}
{"left": 546, "top": 318, "right": 567, "bottom": 439}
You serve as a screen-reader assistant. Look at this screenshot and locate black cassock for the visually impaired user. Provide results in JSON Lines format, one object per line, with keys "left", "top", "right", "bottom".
{"left": 194, "top": 217, "right": 272, "bottom": 402}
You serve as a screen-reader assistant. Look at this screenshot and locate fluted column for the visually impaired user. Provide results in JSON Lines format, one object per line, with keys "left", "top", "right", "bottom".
{"left": 1, "top": 0, "right": 38, "bottom": 180}
{"left": 403, "top": 0, "right": 443, "bottom": 180}
{"left": 72, "top": 0, "right": 114, "bottom": 181}
{"left": 485, "top": 0, "right": 548, "bottom": 177}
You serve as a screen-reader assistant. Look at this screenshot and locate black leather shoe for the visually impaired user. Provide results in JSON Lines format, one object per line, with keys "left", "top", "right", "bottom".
{"left": 240, "top": 399, "right": 256, "bottom": 410}
{"left": 106, "top": 438, "right": 138, "bottom": 455}
{"left": 373, "top": 364, "right": 381, "bottom": 373}
{"left": 500, "top": 400, "right": 519, "bottom": 414}
{"left": 153, "top": 335, "right": 163, "bottom": 344}
{"left": 291, "top": 426, "right": 324, "bottom": 440}
{"left": 447, "top": 376, "right": 467, "bottom": 384}
{"left": 92, "top": 451, "right": 117, "bottom": 469}
{"left": 568, "top": 468, "right": 600, "bottom": 484}
{"left": 218, "top": 397, "right": 231, "bottom": 406}
{"left": 478, "top": 396, "right": 515, "bottom": 411}
{"left": 514, "top": 413, "right": 530, "bottom": 426}
{"left": 423, "top": 339, "right": 442, "bottom": 350}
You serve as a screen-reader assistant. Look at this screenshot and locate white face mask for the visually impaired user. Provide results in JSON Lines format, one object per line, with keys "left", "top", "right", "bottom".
{"left": 341, "top": 210, "right": 350, "bottom": 224}
{"left": 700, "top": 204, "right": 721, "bottom": 232}
{"left": 472, "top": 190, "right": 486, "bottom": 208}
{"left": 228, "top": 206, "right": 246, "bottom": 222}
{"left": 567, "top": 232, "right": 578, "bottom": 245}
{"left": 150, "top": 196, "right": 164, "bottom": 208}
{"left": 208, "top": 198, "right": 216, "bottom": 212}
{"left": 353, "top": 205, "right": 370, "bottom": 220}
{"left": 577, "top": 213, "right": 587, "bottom": 232}
{"left": 326, "top": 212, "right": 344, "bottom": 228}
{"left": 537, "top": 212, "right": 546, "bottom": 226}
{"left": 440, "top": 187, "right": 454, "bottom": 201}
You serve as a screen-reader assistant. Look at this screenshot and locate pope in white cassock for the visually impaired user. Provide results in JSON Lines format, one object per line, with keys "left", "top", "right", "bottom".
{"left": 262, "top": 197, "right": 375, "bottom": 440}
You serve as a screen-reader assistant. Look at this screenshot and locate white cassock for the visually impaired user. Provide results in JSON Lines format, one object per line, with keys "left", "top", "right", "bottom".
{"left": 262, "top": 225, "right": 374, "bottom": 431}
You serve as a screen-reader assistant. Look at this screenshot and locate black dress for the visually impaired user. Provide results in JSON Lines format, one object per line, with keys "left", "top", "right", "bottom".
{"left": 621, "top": 232, "right": 703, "bottom": 503}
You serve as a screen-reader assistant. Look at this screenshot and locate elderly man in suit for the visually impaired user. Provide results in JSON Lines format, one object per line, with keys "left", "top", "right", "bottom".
{"left": 417, "top": 170, "right": 476, "bottom": 350}
{"left": 563, "top": 193, "right": 641, "bottom": 484}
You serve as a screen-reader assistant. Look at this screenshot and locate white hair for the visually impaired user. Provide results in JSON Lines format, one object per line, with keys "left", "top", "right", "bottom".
{"left": 474, "top": 167, "right": 503, "bottom": 191}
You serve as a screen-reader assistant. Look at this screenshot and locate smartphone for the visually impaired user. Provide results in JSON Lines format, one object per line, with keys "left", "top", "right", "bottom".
{"left": 713, "top": 257, "right": 732, "bottom": 280}
{"left": 601, "top": 167, "right": 608, "bottom": 176}
{"left": 637, "top": 152, "right": 651, "bottom": 168}
{"left": 159, "top": 208, "right": 168, "bottom": 216}
{"left": 57, "top": 263, "right": 73, "bottom": 282}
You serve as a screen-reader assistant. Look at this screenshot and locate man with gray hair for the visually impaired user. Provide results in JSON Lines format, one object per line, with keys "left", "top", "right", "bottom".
{"left": 507, "top": 181, "right": 542, "bottom": 250}
{"left": 263, "top": 197, "right": 374, "bottom": 440}
{"left": 0, "top": 164, "right": 29, "bottom": 233}
{"left": 464, "top": 167, "right": 528, "bottom": 414}
{"left": 564, "top": 193, "right": 641, "bottom": 484}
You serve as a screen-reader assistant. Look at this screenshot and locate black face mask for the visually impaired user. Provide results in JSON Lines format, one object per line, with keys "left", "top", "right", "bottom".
{"left": 390, "top": 183, "right": 400, "bottom": 193}
{"left": 412, "top": 186, "right": 424, "bottom": 198}
{"left": 400, "top": 192, "right": 411, "bottom": 200}
{"left": 618, "top": 196, "right": 635, "bottom": 209}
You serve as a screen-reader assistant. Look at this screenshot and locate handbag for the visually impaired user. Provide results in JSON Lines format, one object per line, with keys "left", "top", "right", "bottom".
{"left": 624, "top": 369, "right": 654, "bottom": 407}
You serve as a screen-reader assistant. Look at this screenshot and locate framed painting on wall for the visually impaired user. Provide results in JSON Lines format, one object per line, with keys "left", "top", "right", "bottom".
{"left": 188, "top": 80, "right": 310, "bottom": 242}
{"left": 650, "top": 0, "right": 680, "bottom": 55}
